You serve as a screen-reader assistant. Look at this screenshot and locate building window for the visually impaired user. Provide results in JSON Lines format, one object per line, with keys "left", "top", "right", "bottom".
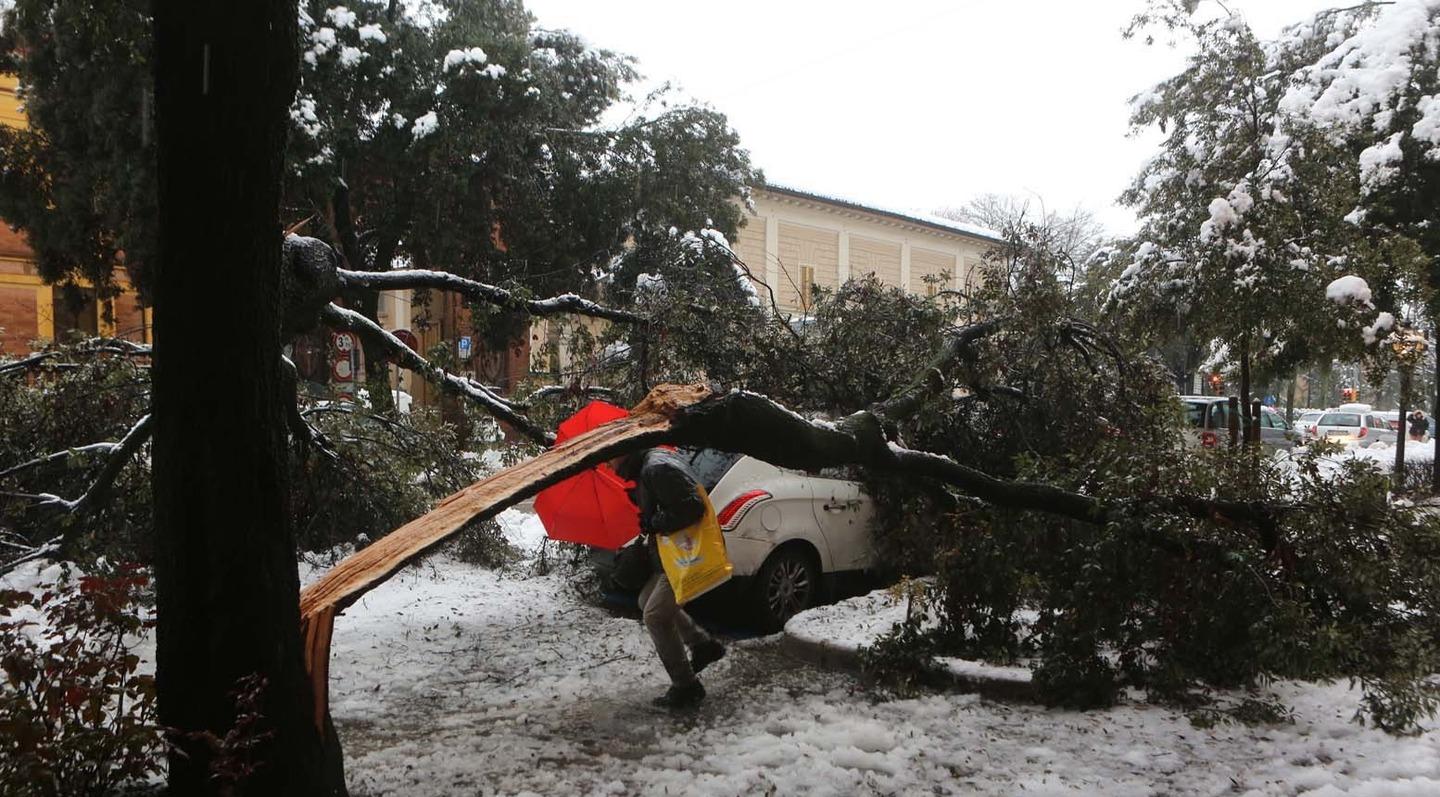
{"left": 800, "top": 264, "right": 815, "bottom": 309}
{"left": 52, "top": 286, "right": 98, "bottom": 340}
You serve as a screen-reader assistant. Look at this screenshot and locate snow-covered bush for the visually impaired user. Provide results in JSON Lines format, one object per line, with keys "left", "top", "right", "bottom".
{"left": 0, "top": 339, "right": 520, "bottom": 568}
{"left": 0, "top": 341, "right": 154, "bottom": 567}
{"left": 855, "top": 234, "right": 1440, "bottom": 733}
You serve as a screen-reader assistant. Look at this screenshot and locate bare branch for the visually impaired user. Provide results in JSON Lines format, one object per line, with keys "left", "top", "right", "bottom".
{"left": 0, "top": 352, "right": 57, "bottom": 376}
{"left": 67, "top": 414, "right": 154, "bottom": 518}
{"left": 320, "top": 304, "right": 555, "bottom": 445}
{"left": 336, "top": 268, "right": 647, "bottom": 325}
{"left": 0, "top": 443, "right": 124, "bottom": 481}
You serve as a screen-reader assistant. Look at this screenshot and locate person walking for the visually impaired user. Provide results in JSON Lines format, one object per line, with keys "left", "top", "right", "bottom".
{"left": 1409, "top": 410, "right": 1429, "bottom": 442}
{"left": 612, "top": 448, "right": 727, "bottom": 709}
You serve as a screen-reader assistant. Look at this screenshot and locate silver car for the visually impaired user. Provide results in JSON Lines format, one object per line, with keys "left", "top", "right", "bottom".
{"left": 1313, "top": 406, "right": 1397, "bottom": 448}
{"left": 1181, "top": 396, "right": 1296, "bottom": 450}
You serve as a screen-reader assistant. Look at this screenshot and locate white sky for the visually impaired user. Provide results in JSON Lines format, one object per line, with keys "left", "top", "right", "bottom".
{"left": 525, "top": 0, "right": 1339, "bottom": 234}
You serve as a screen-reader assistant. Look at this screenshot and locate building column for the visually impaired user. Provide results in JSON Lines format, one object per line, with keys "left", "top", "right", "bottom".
{"left": 764, "top": 215, "right": 779, "bottom": 299}
{"left": 837, "top": 230, "right": 850, "bottom": 285}
{"left": 34, "top": 284, "right": 54, "bottom": 340}
{"left": 954, "top": 249, "right": 966, "bottom": 290}
{"left": 900, "top": 240, "right": 912, "bottom": 293}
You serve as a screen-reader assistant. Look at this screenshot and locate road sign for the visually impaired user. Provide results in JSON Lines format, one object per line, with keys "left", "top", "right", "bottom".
{"left": 331, "top": 332, "right": 359, "bottom": 384}
{"left": 458, "top": 336, "right": 472, "bottom": 360}
{"left": 393, "top": 328, "right": 419, "bottom": 352}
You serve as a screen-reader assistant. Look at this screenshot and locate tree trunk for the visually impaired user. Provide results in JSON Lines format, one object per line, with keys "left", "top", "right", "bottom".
{"left": 151, "top": 3, "right": 346, "bottom": 794}
{"left": 1239, "top": 336, "right": 1253, "bottom": 445}
{"left": 332, "top": 179, "right": 395, "bottom": 414}
{"left": 1433, "top": 331, "right": 1440, "bottom": 493}
{"left": 1395, "top": 366, "right": 1411, "bottom": 488}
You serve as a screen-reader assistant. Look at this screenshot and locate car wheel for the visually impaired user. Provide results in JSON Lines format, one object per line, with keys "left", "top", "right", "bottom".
{"left": 752, "top": 546, "right": 820, "bottom": 633}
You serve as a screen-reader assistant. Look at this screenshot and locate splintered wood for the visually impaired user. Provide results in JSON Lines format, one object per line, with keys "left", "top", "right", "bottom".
{"left": 297, "top": 383, "right": 709, "bottom": 730}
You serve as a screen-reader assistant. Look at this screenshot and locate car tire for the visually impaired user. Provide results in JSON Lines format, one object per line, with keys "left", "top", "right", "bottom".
{"left": 751, "top": 546, "right": 820, "bottom": 633}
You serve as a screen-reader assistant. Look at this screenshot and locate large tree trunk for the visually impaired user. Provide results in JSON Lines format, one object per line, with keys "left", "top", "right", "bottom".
{"left": 151, "top": 3, "right": 345, "bottom": 794}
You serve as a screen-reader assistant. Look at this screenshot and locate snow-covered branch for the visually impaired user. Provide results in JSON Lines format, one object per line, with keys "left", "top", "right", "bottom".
{"left": 0, "top": 442, "right": 124, "bottom": 481}
{"left": 320, "top": 304, "right": 555, "bottom": 445}
{"left": 0, "top": 352, "right": 57, "bottom": 376}
{"left": 0, "top": 413, "right": 154, "bottom": 573}
{"left": 336, "top": 268, "right": 648, "bottom": 325}
{"left": 517, "top": 384, "right": 618, "bottom": 407}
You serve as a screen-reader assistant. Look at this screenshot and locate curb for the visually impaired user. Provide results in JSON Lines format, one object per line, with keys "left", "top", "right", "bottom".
{"left": 780, "top": 629, "right": 1038, "bottom": 702}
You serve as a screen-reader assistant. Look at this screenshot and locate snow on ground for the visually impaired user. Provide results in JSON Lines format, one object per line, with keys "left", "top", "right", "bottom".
{"left": 9, "top": 510, "right": 1440, "bottom": 794}
{"left": 328, "top": 517, "right": 1440, "bottom": 796}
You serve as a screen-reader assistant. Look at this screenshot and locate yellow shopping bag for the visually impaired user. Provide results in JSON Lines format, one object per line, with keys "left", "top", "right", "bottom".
{"left": 655, "top": 485, "right": 734, "bottom": 605}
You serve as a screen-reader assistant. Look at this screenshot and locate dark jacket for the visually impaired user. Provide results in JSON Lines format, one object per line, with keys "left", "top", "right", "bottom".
{"left": 617, "top": 448, "right": 706, "bottom": 573}
{"left": 624, "top": 448, "right": 706, "bottom": 535}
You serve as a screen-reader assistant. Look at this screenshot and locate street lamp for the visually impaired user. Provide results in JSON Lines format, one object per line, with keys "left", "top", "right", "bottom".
{"left": 1392, "top": 329, "right": 1429, "bottom": 486}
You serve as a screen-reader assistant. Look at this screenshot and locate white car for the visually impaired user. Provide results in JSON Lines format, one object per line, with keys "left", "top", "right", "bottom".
{"left": 1312, "top": 403, "right": 1398, "bottom": 448}
{"left": 1293, "top": 410, "right": 1324, "bottom": 439}
{"left": 597, "top": 448, "right": 875, "bottom": 631}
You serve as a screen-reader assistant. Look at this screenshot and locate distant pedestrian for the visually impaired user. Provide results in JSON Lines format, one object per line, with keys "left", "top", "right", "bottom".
{"left": 1409, "top": 411, "right": 1429, "bottom": 442}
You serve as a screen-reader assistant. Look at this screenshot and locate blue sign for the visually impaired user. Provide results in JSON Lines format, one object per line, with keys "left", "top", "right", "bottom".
{"left": 1264, "top": 395, "right": 1277, "bottom": 406}
{"left": 458, "top": 336, "right": 472, "bottom": 359}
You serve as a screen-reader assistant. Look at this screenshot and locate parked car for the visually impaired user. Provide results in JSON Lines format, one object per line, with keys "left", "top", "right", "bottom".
{"left": 1293, "top": 410, "right": 1324, "bottom": 440}
{"left": 1181, "top": 396, "right": 1296, "bottom": 450}
{"left": 1312, "top": 403, "right": 1397, "bottom": 448}
{"left": 593, "top": 447, "right": 875, "bottom": 631}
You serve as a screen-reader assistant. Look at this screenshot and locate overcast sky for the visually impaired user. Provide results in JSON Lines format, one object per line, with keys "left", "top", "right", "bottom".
{"left": 525, "top": 0, "right": 1339, "bottom": 234}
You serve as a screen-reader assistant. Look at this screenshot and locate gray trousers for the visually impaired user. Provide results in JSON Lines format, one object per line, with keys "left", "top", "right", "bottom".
{"left": 639, "top": 572, "right": 710, "bottom": 686}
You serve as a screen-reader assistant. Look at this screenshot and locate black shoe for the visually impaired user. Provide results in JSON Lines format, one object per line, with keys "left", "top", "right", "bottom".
{"left": 691, "top": 639, "right": 726, "bottom": 674}
{"left": 652, "top": 680, "right": 705, "bottom": 709}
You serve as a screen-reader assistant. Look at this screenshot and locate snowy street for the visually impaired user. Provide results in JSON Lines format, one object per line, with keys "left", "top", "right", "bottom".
{"left": 324, "top": 511, "right": 1440, "bottom": 797}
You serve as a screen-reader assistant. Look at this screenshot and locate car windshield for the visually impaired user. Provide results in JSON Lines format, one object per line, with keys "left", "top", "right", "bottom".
{"left": 682, "top": 448, "right": 742, "bottom": 491}
{"left": 1319, "top": 413, "right": 1361, "bottom": 427}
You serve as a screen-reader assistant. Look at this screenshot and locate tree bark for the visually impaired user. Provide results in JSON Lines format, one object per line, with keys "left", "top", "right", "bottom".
{"left": 1239, "top": 336, "right": 1253, "bottom": 446}
{"left": 1433, "top": 331, "right": 1440, "bottom": 493}
{"left": 151, "top": 3, "right": 345, "bottom": 794}
{"left": 330, "top": 179, "right": 395, "bottom": 414}
{"left": 1396, "top": 365, "right": 1411, "bottom": 486}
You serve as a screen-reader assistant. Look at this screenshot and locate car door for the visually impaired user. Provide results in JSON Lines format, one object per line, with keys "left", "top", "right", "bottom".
{"left": 810, "top": 467, "right": 873, "bottom": 571}
{"left": 1260, "top": 410, "right": 1293, "bottom": 449}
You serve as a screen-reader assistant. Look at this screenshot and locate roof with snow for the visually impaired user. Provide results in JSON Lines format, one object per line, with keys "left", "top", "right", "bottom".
{"left": 758, "top": 183, "right": 1005, "bottom": 244}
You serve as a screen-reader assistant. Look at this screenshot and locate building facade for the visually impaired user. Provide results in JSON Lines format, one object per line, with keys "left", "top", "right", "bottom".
{"left": 0, "top": 74, "right": 150, "bottom": 356}
{"left": 731, "top": 185, "right": 1000, "bottom": 314}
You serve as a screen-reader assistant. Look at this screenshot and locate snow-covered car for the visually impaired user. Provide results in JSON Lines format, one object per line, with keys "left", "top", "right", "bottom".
{"left": 594, "top": 448, "right": 875, "bottom": 631}
{"left": 1180, "top": 396, "right": 1295, "bottom": 451}
{"left": 1313, "top": 404, "right": 1397, "bottom": 448}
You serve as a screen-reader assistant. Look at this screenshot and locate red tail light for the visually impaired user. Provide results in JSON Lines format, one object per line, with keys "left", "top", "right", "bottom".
{"left": 1358, "top": 426, "right": 1368, "bottom": 438}
{"left": 717, "top": 489, "right": 771, "bottom": 531}
{"left": 1200, "top": 431, "right": 1218, "bottom": 448}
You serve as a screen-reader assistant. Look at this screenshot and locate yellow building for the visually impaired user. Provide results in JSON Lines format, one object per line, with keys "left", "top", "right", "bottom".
{"left": 733, "top": 184, "right": 999, "bottom": 313}
{"left": 0, "top": 74, "right": 149, "bottom": 355}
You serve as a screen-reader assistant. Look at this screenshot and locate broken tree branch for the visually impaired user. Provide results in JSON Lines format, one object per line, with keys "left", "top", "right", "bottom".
{"left": 336, "top": 268, "right": 648, "bottom": 325}
{"left": 320, "top": 304, "right": 555, "bottom": 445}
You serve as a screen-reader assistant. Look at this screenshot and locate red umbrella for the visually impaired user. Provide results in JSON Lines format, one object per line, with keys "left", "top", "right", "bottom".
{"left": 533, "top": 401, "right": 642, "bottom": 550}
